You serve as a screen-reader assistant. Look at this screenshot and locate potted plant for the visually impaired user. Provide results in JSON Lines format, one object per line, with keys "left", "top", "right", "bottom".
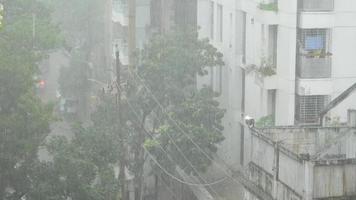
{"left": 246, "top": 57, "right": 276, "bottom": 77}
{"left": 258, "top": 2, "right": 278, "bottom": 12}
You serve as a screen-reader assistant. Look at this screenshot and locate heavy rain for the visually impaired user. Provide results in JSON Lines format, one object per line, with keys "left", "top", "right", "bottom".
{"left": 1, "top": 0, "right": 356, "bottom": 200}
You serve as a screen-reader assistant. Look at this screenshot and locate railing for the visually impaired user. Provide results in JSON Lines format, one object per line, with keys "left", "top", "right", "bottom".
{"left": 297, "top": 55, "right": 331, "bottom": 78}
{"left": 299, "top": 0, "right": 334, "bottom": 12}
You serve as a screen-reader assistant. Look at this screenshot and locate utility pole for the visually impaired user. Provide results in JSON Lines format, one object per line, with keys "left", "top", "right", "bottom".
{"left": 116, "top": 49, "right": 127, "bottom": 200}
{"left": 128, "top": 0, "right": 136, "bottom": 67}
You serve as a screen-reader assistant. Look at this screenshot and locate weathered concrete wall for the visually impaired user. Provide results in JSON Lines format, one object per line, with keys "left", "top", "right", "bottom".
{"left": 260, "top": 127, "right": 356, "bottom": 156}
{"left": 244, "top": 127, "right": 356, "bottom": 200}
{"left": 244, "top": 127, "right": 306, "bottom": 198}
{"left": 313, "top": 160, "right": 356, "bottom": 199}
{"left": 278, "top": 153, "right": 305, "bottom": 196}
{"left": 247, "top": 131, "right": 275, "bottom": 175}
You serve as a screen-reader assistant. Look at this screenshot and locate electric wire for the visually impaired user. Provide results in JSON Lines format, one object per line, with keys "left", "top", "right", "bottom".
{"left": 122, "top": 87, "right": 227, "bottom": 186}
{"left": 143, "top": 146, "right": 226, "bottom": 187}
{"left": 127, "top": 68, "right": 254, "bottom": 190}
{"left": 119, "top": 85, "right": 227, "bottom": 197}
{"left": 157, "top": 174, "right": 180, "bottom": 200}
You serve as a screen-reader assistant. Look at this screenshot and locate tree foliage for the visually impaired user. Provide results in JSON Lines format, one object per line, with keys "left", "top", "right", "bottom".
{"left": 27, "top": 122, "right": 120, "bottom": 200}
{"left": 129, "top": 29, "right": 226, "bottom": 176}
{"left": 0, "top": 0, "right": 60, "bottom": 198}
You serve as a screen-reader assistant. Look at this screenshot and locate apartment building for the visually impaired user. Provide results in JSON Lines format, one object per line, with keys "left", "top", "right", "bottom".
{"left": 112, "top": 0, "right": 152, "bottom": 66}
{"left": 197, "top": 0, "right": 246, "bottom": 170}
{"left": 240, "top": 0, "right": 356, "bottom": 126}
{"left": 112, "top": 0, "right": 245, "bottom": 168}
{"left": 109, "top": 0, "right": 356, "bottom": 199}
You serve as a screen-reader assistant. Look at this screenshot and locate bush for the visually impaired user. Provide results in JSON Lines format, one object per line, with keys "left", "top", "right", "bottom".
{"left": 256, "top": 115, "right": 275, "bottom": 128}
{"left": 258, "top": 2, "right": 278, "bottom": 12}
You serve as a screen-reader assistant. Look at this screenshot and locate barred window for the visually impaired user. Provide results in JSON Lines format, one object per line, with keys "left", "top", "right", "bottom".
{"left": 296, "top": 95, "right": 330, "bottom": 125}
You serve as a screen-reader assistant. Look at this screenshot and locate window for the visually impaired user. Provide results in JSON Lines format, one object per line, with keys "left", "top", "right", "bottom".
{"left": 298, "top": 29, "right": 331, "bottom": 54}
{"left": 297, "top": 29, "right": 332, "bottom": 78}
{"left": 217, "top": 4, "right": 223, "bottom": 42}
{"left": 210, "top": 1, "right": 214, "bottom": 39}
{"left": 242, "top": 12, "right": 246, "bottom": 63}
{"left": 268, "top": 25, "right": 278, "bottom": 67}
{"left": 209, "top": 66, "right": 223, "bottom": 94}
{"left": 296, "top": 95, "right": 329, "bottom": 124}
{"left": 267, "top": 89, "right": 276, "bottom": 119}
{"left": 229, "top": 13, "right": 233, "bottom": 47}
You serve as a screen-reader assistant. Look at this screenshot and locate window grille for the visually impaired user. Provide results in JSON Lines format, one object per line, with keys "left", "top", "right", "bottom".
{"left": 296, "top": 95, "right": 330, "bottom": 125}
{"left": 297, "top": 29, "right": 332, "bottom": 78}
{"left": 298, "top": 29, "right": 331, "bottom": 52}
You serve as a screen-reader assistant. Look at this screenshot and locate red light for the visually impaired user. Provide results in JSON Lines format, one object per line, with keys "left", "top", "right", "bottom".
{"left": 39, "top": 80, "right": 45, "bottom": 88}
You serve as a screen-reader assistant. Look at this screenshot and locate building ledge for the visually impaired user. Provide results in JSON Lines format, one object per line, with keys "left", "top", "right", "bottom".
{"left": 299, "top": 12, "right": 334, "bottom": 28}
{"left": 296, "top": 78, "right": 332, "bottom": 95}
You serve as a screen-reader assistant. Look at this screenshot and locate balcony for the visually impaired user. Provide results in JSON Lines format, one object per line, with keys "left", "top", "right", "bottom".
{"left": 297, "top": 55, "right": 331, "bottom": 78}
{"left": 299, "top": 0, "right": 334, "bottom": 12}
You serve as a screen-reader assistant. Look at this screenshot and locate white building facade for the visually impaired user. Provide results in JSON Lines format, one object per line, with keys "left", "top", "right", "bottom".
{"left": 240, "top": 0, "right": 356, "bottom": 126}
{"left": 197, "top": 0, "right": 245, "bottom": 169}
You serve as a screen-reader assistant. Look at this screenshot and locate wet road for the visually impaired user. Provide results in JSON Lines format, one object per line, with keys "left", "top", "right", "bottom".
{"left": 37, "top": 50, "right": 73, "bottom": 162}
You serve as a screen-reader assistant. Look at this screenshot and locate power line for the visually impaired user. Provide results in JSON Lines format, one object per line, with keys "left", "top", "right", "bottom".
{"left": 126, "top": 68, "right": 258, "bottom": 192}
{"left": 157, "top": 174, "right": 180, "bottom": 200}
{"left": 120, "top": 86, "right": 227, "bottom": 196}
{"left": 144, "top": 147, "right": 227, "bottom": 187}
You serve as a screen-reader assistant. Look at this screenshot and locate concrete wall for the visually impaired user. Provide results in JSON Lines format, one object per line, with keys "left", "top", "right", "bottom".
{"left": 243, "top": 127, "right": 305, "bottom": 199}
{"left": 244, "top": 127, "right": 356, "bottom": 199}
{"left": 260, "top": 127, "right": 356, "bottom": 156}
{"left": 314, "top": 161, "right": 356, "bottom": 199}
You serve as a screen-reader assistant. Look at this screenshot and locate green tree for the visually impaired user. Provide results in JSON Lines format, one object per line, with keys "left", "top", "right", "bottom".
{"left": 27, "top": 123, "right": 120, "bottom": 200}
{"left": 33, "top": 28, "right": 226, "bottom": 200}
{"left": 122, "top": 28, "right": 226, "bottom": 198}
{"left": 26, "top": 95, "right": 125, "bottom": 200}
{"left": 0, "top": 0, "right": 60, "bottom": 198}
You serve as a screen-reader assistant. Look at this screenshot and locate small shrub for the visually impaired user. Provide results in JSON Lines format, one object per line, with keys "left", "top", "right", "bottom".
{"left": 258, "top": 2, "right": 278, "bottom": 12}
{"left": 256, "top": 115, "right": 275, "bottom": 128}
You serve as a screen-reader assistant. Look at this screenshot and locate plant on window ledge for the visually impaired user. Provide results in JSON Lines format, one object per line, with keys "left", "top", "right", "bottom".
{"left": 256, "top": 115, "right": 275, "bottom": 128}
{"left": 305, "top": 49, "right": 332, "bottom": 58}
{"left": 258, "top": 2, "right": 278, "bottom": 12}
{"left": 246, "top": 57, "right": 276, "bottom": 77}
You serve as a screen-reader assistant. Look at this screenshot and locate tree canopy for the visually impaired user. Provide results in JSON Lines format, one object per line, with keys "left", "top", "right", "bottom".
{"left": 0, "top": 0, "right": 60, "bottom": 198}
{"left": 136, "top": 29, "right": 225, "bottom": 174}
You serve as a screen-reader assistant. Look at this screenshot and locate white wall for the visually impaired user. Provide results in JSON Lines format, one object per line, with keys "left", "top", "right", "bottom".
{"left": 328, "top": 25, "right": 356, "bottom": 122}
{"left": 243, "top": 0, "right": 297, "bottom": 126}
{"left": 198, "top": 0, "right": 245, "bottom": 167}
